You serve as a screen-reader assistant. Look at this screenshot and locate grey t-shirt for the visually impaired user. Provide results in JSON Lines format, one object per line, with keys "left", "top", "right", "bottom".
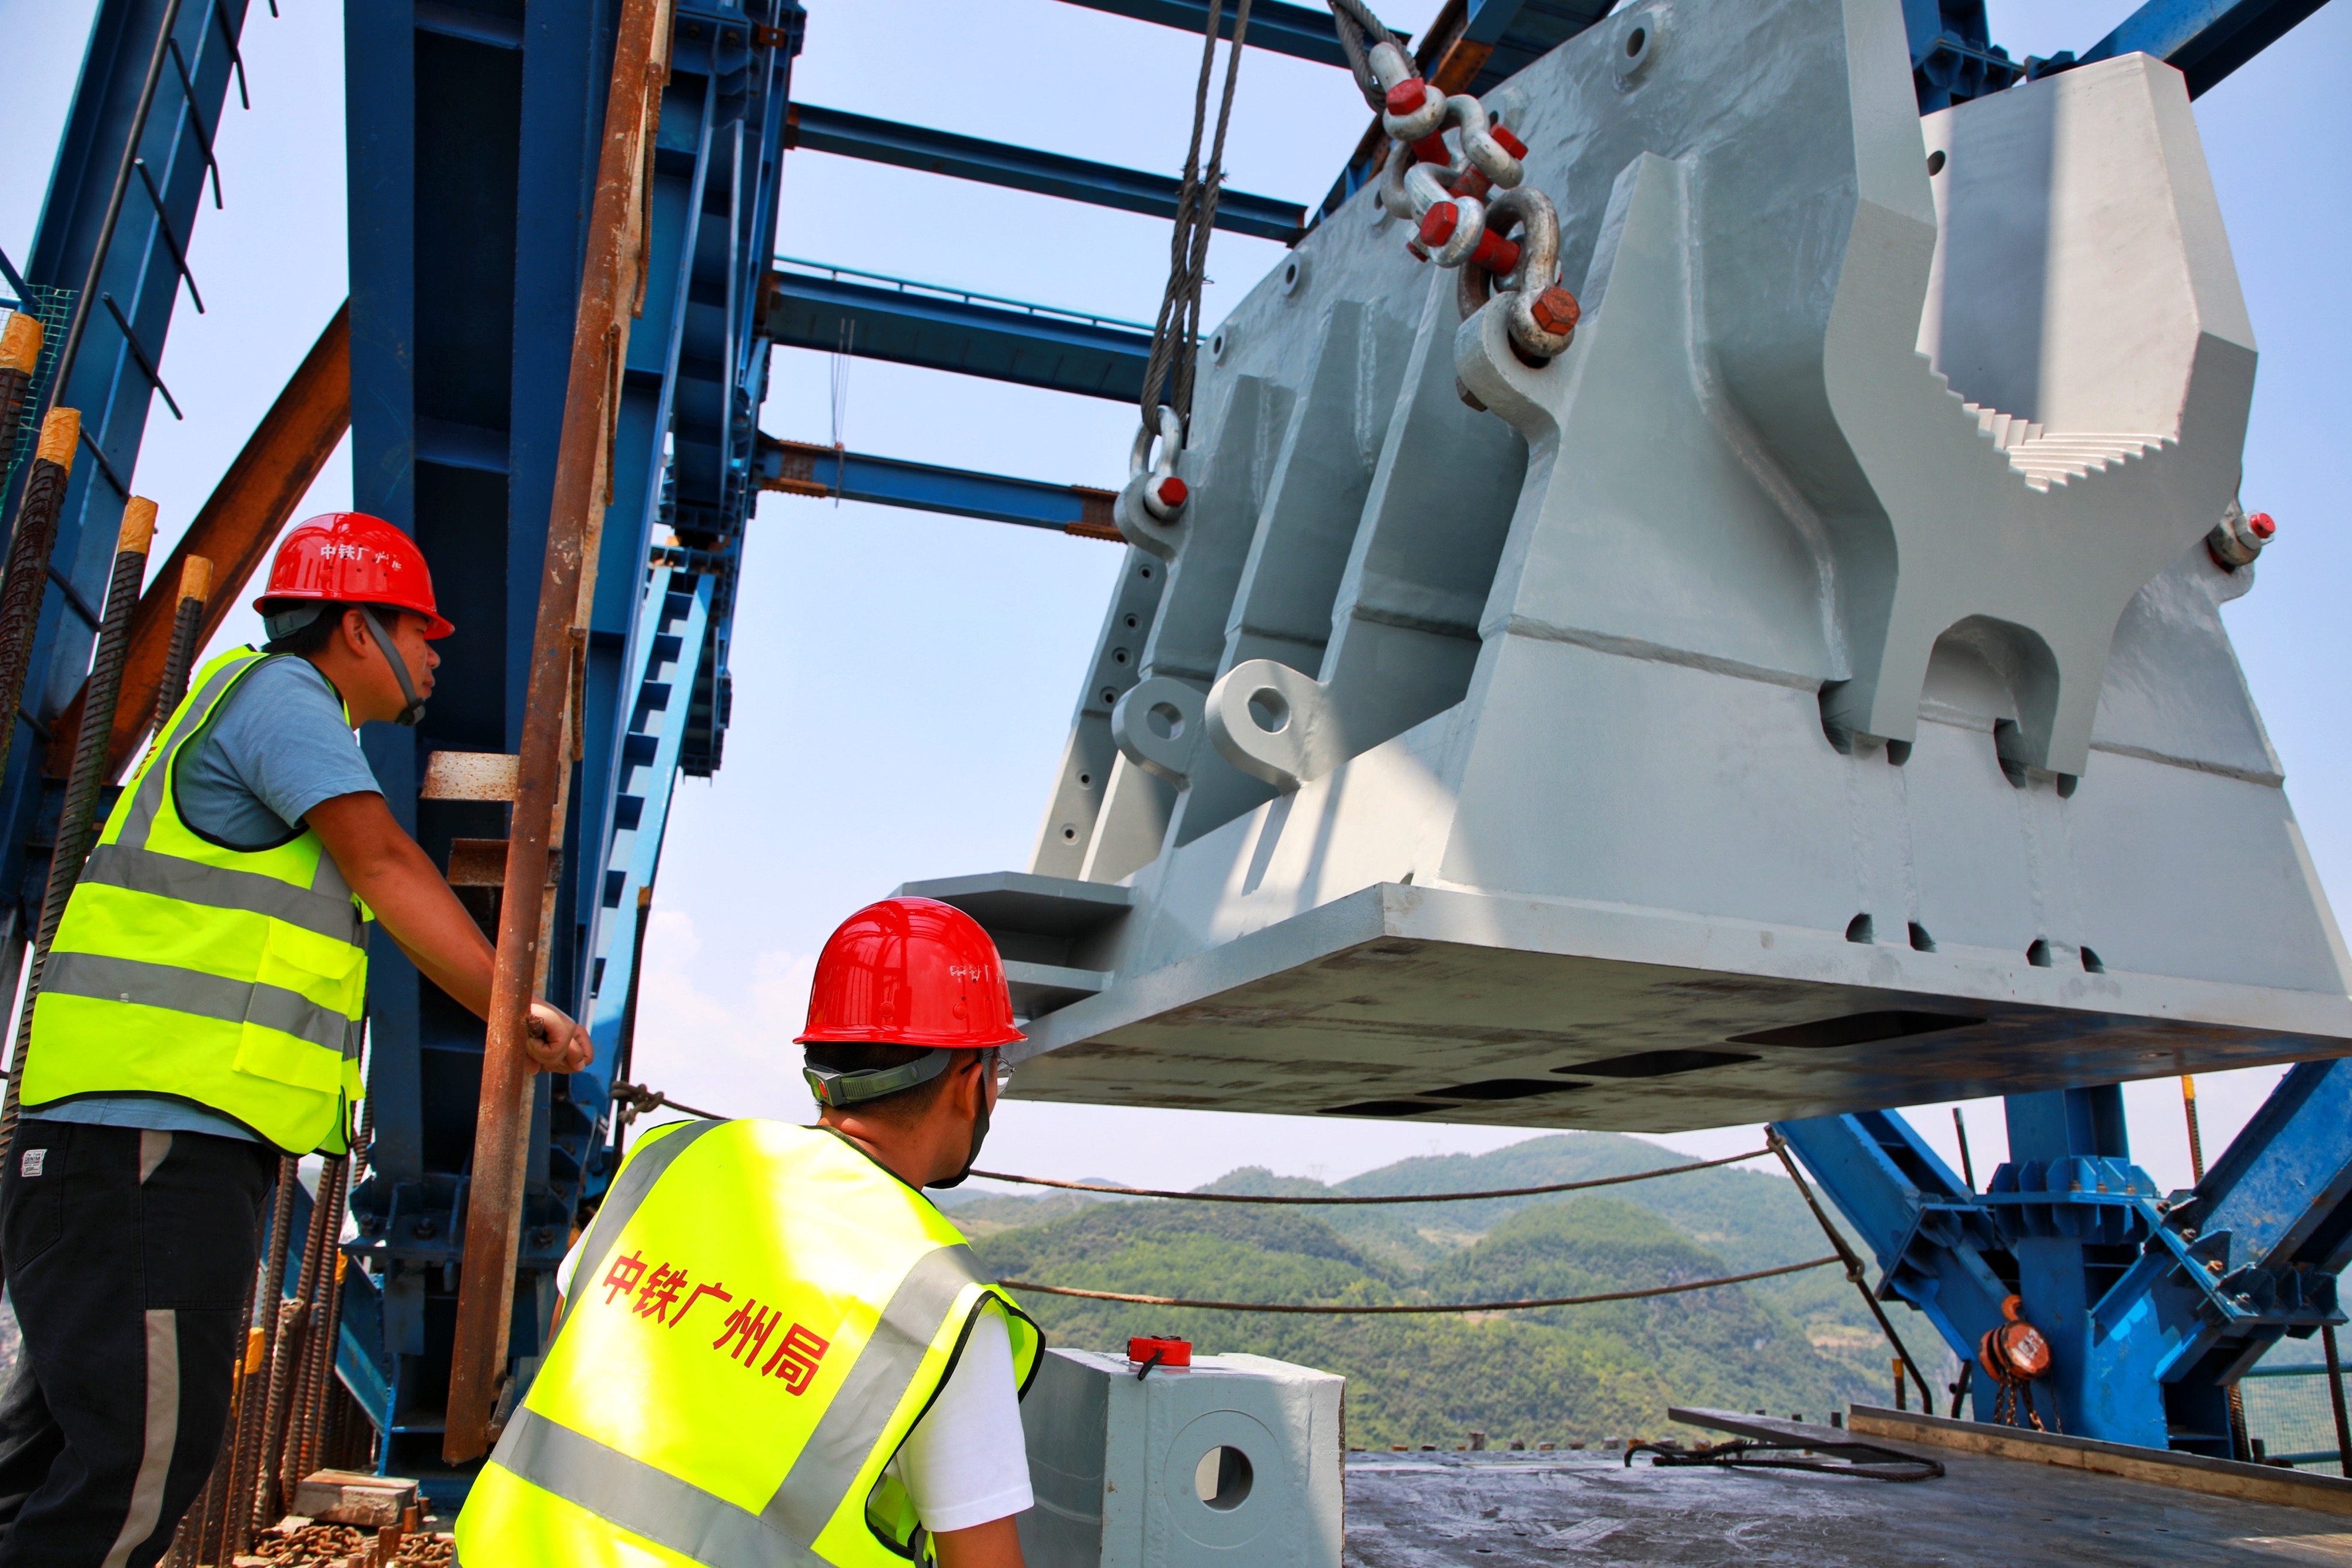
{"left": 29, "top": 653, "right": 382, "bottom": 1143}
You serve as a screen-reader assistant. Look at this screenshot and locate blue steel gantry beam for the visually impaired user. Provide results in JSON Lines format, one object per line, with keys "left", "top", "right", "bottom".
{"left": 761, "top": 258, "right": 1153, "bottom": 403}
{"left": 787, "top": 104, "right": 1306, "bottom": 242}
{"left": 1052, "top": 0, "right": 1395, "bottom": 66}
{"left": 2079, "top": 0, "right": 2336, "bottom": 97}
{"left": 1778, "top": 1065, "right": 2352, "bottom": 1459}
{"left": 754, "top": 436, "right": 1124, "bottom": 539}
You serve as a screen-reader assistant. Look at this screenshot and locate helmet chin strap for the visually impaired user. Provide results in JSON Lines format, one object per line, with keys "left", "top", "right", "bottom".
{"left": 358, "top": 606, "right": 427, "bottom": 726}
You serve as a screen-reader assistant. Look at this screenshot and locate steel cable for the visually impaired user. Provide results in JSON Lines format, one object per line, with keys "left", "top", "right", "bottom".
{"left": 1138, "top": 0, "right": 1254, "bottom": 436}
{"left": 970, "top": 1145, "right": 1774, "bottom": 1205}
{"left": 998, "top": 1253, "right": 1841, "bottom": 1314}
{"left": 1324, "top": 0, "right": 1406, "bottom": 111}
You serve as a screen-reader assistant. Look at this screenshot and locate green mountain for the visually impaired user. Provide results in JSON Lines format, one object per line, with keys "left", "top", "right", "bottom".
{"left": 957, "top": 1134, "right": 1933, "bottom": 1447}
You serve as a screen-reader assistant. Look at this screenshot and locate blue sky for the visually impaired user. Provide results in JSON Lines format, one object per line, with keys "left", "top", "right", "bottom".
{"left": 2, "top": 0, "right": 2346, "bottom": 1194}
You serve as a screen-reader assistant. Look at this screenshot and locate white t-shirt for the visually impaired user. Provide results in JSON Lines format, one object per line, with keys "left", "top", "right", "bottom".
{"left": 554, "top": 1236, "right": 1033, "bottom": 1534}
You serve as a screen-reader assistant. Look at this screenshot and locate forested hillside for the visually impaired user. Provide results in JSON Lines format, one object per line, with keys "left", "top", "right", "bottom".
{"left": 946, "top": 1132, "right": 1940, "bottom": 1446}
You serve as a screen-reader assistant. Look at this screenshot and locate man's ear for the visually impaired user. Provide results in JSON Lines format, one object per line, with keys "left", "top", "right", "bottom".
{"left": 342, "top": 607, "right": 373, "bottom": 653}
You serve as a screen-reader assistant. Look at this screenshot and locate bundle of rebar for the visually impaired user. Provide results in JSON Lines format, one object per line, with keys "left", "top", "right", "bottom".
{"left": 0, "top": 484, "right": 151, "bottom": 1167}
{"left": 0, "top": 408, "right": 81, "bottom": 801}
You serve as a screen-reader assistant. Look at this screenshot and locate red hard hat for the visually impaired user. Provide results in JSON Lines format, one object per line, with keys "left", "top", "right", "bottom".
{"left": 255, "top": 512, "right": 455, "bottom": 638}
{"left": 797, "top": 897, "right": 1024, "bottom": 1050}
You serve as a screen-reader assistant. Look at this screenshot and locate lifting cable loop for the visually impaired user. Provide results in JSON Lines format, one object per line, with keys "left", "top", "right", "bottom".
{"left": 1122, "top": 0, "right": 1255, "bottom": 538}
{"left": 998, "top": 1255, "right": 1840, "bottom": 1315}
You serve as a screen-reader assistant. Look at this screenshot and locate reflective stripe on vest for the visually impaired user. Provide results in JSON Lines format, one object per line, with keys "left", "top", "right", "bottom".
{"left": 22, "top": 648, "right": 369, "bottom": 1153}
{"left": 458, "top": 1122, "right": 1043, "bottom": 1568}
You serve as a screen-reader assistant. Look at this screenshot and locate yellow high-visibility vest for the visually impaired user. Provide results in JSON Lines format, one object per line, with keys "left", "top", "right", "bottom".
{"left": 459, "top": 1120, "right": 1043, "bottom": 1567}
{"left": 24, "top": 647, "right": 368, "bottom": 1154}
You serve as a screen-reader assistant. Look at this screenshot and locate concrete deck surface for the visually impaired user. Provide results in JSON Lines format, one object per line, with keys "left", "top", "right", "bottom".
{"left": 1341, "top": 1450, "right": 2352, "bottom": 1566}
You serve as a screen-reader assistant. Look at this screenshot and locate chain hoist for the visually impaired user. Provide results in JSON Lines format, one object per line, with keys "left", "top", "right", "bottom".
{"left": 1977, "top": 1293, "right": 2060, "bottom": 1433}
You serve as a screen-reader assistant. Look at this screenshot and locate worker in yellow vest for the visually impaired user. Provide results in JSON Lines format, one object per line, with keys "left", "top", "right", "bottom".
{"left": 0, "top": 512, "right": 591, "bottom": 1567}
{"left": 458, "top": 895, "right": 1043, "bottom": 1568}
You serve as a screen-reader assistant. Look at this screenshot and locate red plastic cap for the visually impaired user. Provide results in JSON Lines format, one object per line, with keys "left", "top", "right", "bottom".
{"left": 256, "top": 513, "right": 455, "bottom": 638}
{"left": 1385, "top": 79, "right": 1429, "bottom": 115}
{"left": 2248, "top": 511, "right": 2276, "bottom": 539}
{"left": 797, "top": 896, "right": 1025, "bottom": 1049}
{"left": 1128, "top": 1336, "right": 1192, "bottom": 1366}
{"left": 1418, "top": 203, "right": 1460, "bottom": 246}
{"left": 1156, "top": 476, "right": 1189, "bottom": 508}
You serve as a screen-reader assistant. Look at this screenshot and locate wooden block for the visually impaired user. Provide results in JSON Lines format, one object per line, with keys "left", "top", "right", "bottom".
{"left": 421, "top": 751, "right": 520, "bottom": 801}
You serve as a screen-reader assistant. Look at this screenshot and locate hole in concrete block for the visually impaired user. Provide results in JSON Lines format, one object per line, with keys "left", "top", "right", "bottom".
{"left": 1553, "top": 1050, "right": 1758, "bottom": 1079}
{"left": 1729, "top": 1011, "right": 1980, "bottom": 1049}
{"left": 1194, "top": 1446, "right": 1254, "bottom": 1510}
{"left": 1845, "top": 914, "right": 1875, "bottom": 944}
{"left": 1909, "top": 921, "right": 1936, "bottom": 952}
{"left": 2027, "top": 938, "right": 2052, "bottom": 968}
{"left": 2081, "top": 946, "right": 2105, "bottom": 974}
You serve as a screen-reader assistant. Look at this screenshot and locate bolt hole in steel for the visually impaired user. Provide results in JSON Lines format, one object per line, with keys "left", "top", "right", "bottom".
{"left": 1845, "top": 913, "right": 1875, "bottom": 944}
{"left": 1927, "top": 149, "right": 1947, "bottom": 176}
{"left": 2027, "top": 938, "right": 2052, "bottom": 968}
{"left": 1112, "top": 647, "right": 1130, "bottom": 665}
{"left": 1124, "top": 613, "right": 1140, "bottom": 629}
{"left": 1193, "top": 1446, "right": 1253, "bottom": 1510}
{"left": 2081, "top": 946, "right": 2106, "bottom": 974}
{"left": 1062, "top": 824, "right": 1079, "bottom": 842}
{"left": 1626, "top": 25, "right": 1646, "bottom": 56}
{"left": 1885, "top": 738, "right": 1912, "bottom": 765}
{"left": 1209, "top": 329, "right": 1228, "bottom": 361}
{"left": 1909, "top": 921, "right": 1936, "bottom": 953}
{"left": 1247, "top": 688, "right": 1290, "bottom": 733}
{"left": 1280, "top": 258, "right": 1305, "bottom": 297}
{"left": 1101, "top": 687, "right": 1119, "bottom": 705}
{"left": 1615, "top": 16, "right": 1656, "bottom": 81}
{"left": 1148, "top": 701, "right": 1187, "bottom": 741}
{"left": 1077, "top": 772, "right": 1093, "bottom": 788}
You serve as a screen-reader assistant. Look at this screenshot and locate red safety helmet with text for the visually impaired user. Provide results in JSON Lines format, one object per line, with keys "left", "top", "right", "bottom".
{"left": 255, "top": 512, "right": 455, "bottom": 638}
{"left": 797, "top": 897, "right": 1024, "bottom": 1049}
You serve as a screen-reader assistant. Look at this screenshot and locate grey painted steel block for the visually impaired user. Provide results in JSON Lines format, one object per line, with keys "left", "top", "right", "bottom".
{"left": 909, "top": 0, "right": 2352, "bottom": 1131}
{"left": 1017, "top": 1349, "right": 1344, "bottom": 1568}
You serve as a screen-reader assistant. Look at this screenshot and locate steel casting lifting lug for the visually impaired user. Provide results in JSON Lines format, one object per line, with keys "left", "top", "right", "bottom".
{"left": 1131, "top": 404, "right": 1187, "bottom": 522}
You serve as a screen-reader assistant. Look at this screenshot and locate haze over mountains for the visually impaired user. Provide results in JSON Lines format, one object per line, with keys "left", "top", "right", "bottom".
{"left": 943, "top": 1132, "right": 1946, "bottom": 1446}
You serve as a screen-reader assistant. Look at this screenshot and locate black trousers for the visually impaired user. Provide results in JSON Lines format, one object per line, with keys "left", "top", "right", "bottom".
{"left": 0, "top": 1122, "right": 273, "bottom": 1568}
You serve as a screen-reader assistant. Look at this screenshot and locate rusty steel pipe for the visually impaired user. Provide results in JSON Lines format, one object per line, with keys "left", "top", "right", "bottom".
{"left": 0, "top": 493, "right": 153, "bottom": 1179}
{"left": 444, "top": 0, "right": 674, "bottom": 1463}
{"left": 0, "top": 315, "right": 40, "bottom": 472}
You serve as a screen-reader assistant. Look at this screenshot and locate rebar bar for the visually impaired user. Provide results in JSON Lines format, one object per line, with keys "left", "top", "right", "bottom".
{"left": 0, "top": 486, "right": 149, "bottom": 1184}
{"left": 0, "top": 409, "right": 79, "bottom": 803}
{"left": 152, "top": 554, "right": 212, "bottom": 735}
{"left": 0, "top": 315, "right": 40, "bottom": 472}
{"left": 252, "top": 1158, "right": 328, "bottom": 1532}
{"left": 229, "top": 1158, "right": 299, "bottom": 1557}
{"left": 288, "top": 1155, "right": 349, "bottom": 1487}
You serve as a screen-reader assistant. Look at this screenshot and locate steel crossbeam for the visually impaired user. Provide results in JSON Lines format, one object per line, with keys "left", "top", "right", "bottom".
{"left": 2078, "top": 0, "right": 2335, "bottom": 97}
{"left": 754, "top": 436, "right": 1122, "bottom": 539}
{"left": 763, "top": 260, "right": 1154, "bottom": 402}
{"left": 787, "top": 103, "right": 1307, "bottom": 242}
